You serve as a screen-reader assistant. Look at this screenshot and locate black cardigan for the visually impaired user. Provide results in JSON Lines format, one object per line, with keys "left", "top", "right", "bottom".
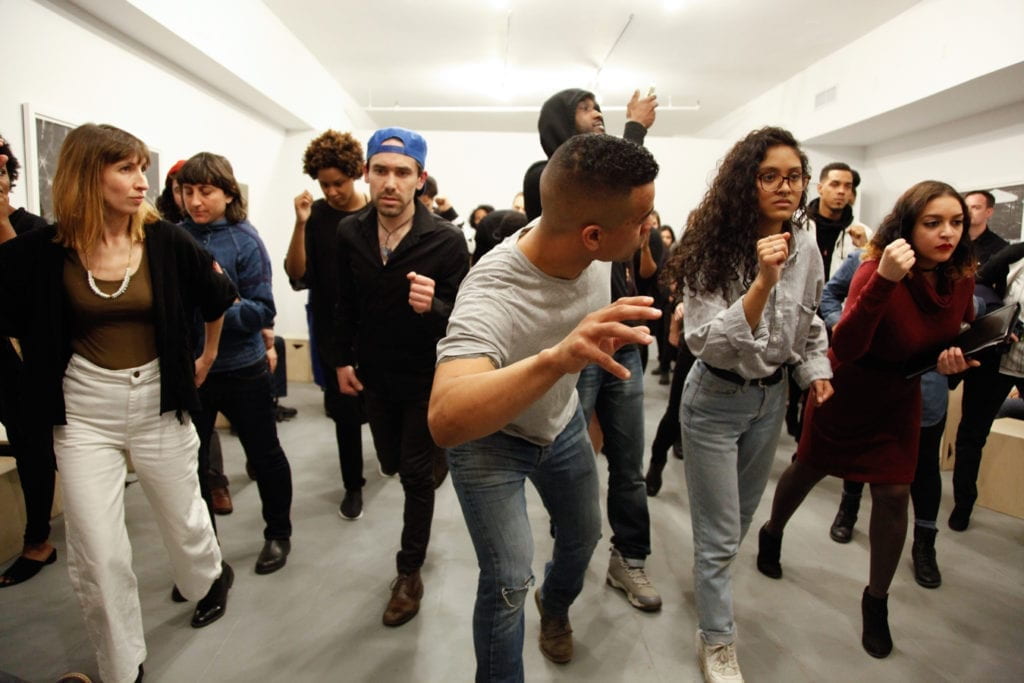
{"left": 0, "top": 220, "right": 237, "bottom": 425}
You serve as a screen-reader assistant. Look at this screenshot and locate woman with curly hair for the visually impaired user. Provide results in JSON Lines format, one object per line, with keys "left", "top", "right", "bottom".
{"left": 757, "top": 181, "right": 977, "bottom": 659}
{"left": 284, "top": 130, "right": 369, "bottom": 519}
{"left": 663, "top": 126, "right": 833, "bottom": 682}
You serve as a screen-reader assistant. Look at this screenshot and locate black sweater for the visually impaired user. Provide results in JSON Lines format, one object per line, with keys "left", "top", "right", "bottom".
{"left": 333, "top": 201, "right": 469, "bottom": 401}
{"left": 0, "top": 220, "right": 237, "bottom": 424}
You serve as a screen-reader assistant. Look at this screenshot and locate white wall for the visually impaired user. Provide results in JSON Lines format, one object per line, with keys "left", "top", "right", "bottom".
{"left": 861, "top": 101, "right": 1024, "bottom": 235}
{"left": 397, "top": 129, "right": 733, "bottom": 234}
{"left": 3, "top": 0, "right": 324, "bottom": 337}
{"left": 702, "top": 0, "right": 1024, "bottom": 143}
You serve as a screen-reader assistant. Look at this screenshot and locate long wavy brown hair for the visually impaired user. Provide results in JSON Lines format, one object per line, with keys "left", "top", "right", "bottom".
{"left": 662, "top": 126, "right": 809, "bottom": 297}
{"left": 864, "top": 180, "right": 975, "bottom": 280}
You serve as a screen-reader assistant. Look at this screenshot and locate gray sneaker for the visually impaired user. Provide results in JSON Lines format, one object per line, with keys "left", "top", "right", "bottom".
{"left": 606, "top": 547, "right": 662, "bottom": 612}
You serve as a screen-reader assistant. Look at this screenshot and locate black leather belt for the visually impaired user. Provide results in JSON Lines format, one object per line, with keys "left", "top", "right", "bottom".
{"left": 705, "top": 364, "right": 785, "bottom": 387}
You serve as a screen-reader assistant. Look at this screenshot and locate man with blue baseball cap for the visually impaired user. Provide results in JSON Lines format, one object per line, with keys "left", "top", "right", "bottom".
{"left": 332, "top": 127, "right": 469, "bottom": 626}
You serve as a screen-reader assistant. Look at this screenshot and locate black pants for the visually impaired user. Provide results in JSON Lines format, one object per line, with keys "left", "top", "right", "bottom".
{"left": 0, "top": 353, "right": 56, "bottom": 546}
{"left": 194, "top": 360, "right": 293, "bottom": 540}
{"left": 649, "top": 343, "right": 696, "bottom": 470}
{"left": 953, "top": 357, "right": 1024, "bottom": 510}
{"left": 841, "top": 416, "right": 946, "bottom": 522}
{"left": 323, "top": 361, "right": 365, "bottom": 493}
{"left": 271, "top": 335, "right": 287, "bottom": 398}
{"left": 364, "top": 389, "right": 439, "bottom": 575}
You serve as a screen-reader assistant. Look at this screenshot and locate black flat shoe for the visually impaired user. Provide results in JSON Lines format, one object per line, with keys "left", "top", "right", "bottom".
{"left": 171, "top": 585, "right": 187, "bottom": 602}
{"left": 0, "top": 548, "right": 57, "bottom": 588}
{"left": 191, "top": 563, "right": 234, "bottom": 628}
{"left": 255, "top": 539, "right": 291, "bottom": 575}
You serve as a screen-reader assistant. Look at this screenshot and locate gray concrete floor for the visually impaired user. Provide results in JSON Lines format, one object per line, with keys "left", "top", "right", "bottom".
{"left": 1, "top": 377, "right": 1022, "bottom": 682}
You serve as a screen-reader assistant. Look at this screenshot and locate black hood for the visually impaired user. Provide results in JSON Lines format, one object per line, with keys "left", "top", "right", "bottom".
{"left": 538, "top": 88, "right": 597, "bottom": 158}
{"left": 808, "top": 197, "right": 854, "bottom": 231}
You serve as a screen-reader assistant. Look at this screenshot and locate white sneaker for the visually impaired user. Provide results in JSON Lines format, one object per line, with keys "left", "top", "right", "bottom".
{"left": 696, "top": 630, "right": 744, "bottom": 682}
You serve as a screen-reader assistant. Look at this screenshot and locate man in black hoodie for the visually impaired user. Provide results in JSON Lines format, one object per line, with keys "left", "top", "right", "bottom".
{"left": 523, "top": 87, "right": 665, "bottom": 614}
{"left": 807, "top": 162, "right": 870, "bottom": 279}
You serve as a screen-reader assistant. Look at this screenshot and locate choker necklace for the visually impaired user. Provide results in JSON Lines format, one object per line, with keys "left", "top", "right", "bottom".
{"left": 378, "top": 216, "right": 412, "bottom": 263}
{"left": 86, "top": 239, "right": 134, "bottom": 299}
{"left": 917, "top": 265, "right": 939, "bottom": 273}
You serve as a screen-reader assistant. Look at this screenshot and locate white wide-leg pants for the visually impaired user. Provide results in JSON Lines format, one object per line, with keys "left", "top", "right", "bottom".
{"left": 54, "top": 354, "right": 222, "bottom": 683}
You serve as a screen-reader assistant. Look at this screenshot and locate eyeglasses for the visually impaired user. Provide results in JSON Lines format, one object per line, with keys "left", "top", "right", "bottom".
{"left": 757, "top": 171, "right": 809, "bottom": 193}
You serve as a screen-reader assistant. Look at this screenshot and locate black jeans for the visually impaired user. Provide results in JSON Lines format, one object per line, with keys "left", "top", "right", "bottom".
{"left": 650, "top": 343, "right": 696, "bottom": 470}
{"left": 323, "top": 361, "right": 366, "bottom": 493}
{"left": 0, "top": 353, "right": 56, "bottom": 546}
{"left": 953, "top": 358, "right": 1024, "bottom": 510}
{"left": 194, "top": 360, "right": 293, "bottom": 540}
{"left": 840, "top": 417, "right": 946, "bottom": 523}
{"left": 363, "top": 390, "right": 439, "bottom": 575}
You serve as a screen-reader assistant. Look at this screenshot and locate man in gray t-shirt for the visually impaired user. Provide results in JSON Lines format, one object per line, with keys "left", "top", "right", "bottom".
{"left": 428, "top": 134, "right": 660, "bottom": 681}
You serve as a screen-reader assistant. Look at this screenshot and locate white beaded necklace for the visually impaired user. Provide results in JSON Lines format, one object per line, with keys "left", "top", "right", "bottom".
{"left": 85, "top": 239, "right": 134, "bottom": 300}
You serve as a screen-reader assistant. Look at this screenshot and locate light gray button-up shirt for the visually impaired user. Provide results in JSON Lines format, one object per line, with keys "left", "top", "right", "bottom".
{"left": 683, "top": 225, "right": 832, "bottom": 389}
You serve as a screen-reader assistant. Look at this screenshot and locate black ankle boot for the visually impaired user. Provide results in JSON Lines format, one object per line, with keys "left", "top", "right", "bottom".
{"left": 756, "top": 524, "right": 783, "bottom": 579}
{"left": 912, "top": 525, "right": 941, "bottom": 588}
{"left": 861, "top": 587, "right": 893, "bottom": 658}
{"left": 830, "top": 493, "right": 860, "bottom": 543}
{"left": 645, "top": 457, "right": 665, "bottom": 497}
{"left": 948, "top": 504, "right": 971, "bottom": 532}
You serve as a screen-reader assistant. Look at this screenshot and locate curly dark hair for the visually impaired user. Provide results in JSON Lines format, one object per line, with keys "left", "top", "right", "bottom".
{"left": 865, "top": 180, "right": 975, "bottom": 280}
{"left": 1, "top": 133, "right": 21, "bottom": 189}
{"left": 663, "top": 126, "right": 809, "bottom": 297}
{"left": 302, "top": 130, "right": 363, "bottom": 180}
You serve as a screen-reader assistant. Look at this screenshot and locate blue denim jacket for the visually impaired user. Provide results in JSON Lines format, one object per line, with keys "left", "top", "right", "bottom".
{"left": 820, "top": 249, "right": 863, "bottom": 330}
{"left": 183, "top": 217, "right": 276, "bottom": 372}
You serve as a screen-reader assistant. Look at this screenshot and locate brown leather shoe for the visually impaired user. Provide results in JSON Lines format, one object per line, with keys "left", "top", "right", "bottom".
{"left": 382, "top": 570, "right": 423, "bottom": 626}
{"left": 534, "top": 589, "right": 573, "bottom": 663}
{"left": 211, "top": 486, "right": 233, "bottom": 515}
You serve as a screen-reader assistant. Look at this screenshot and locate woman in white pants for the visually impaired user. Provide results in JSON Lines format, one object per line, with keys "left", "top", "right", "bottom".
{"left": 0, "top": 124, "right": 237, "bottom": 683}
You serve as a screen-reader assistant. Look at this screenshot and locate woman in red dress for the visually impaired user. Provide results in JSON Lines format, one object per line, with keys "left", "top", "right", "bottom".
{"left": 756, "top": 180, "right": 977, "bottom": 659}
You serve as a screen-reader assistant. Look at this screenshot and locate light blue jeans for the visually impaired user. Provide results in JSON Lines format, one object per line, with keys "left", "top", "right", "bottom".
{"left": 448, "top": 407, "right": 602, "bottom": 683}
{"left": 680, "top": 360, "right": 787, "bottom": 644}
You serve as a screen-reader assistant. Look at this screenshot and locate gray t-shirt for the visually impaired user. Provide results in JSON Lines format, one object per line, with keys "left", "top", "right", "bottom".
{"left": 436, "top": 228, "right": 611, "bottom": 445}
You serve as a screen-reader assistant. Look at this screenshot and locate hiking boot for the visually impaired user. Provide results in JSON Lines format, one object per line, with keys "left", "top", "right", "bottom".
{"left": 695, "top": 630, "right": 744, "bottom": 682}
{"left": 535, "top": 588, "right": 573, "bottom": 663}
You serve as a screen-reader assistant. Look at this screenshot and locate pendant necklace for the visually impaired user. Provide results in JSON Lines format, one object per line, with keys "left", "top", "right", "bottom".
{"left": 379, "top": 216, "right": 412, "bottom": 264}
{"left": 86, "top": 238, "right": 134, "bottom": 299}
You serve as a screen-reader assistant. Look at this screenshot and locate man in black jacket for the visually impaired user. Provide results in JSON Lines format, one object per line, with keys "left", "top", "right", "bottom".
{"left": 334, "top": 127, "right": 469, "bottom": 627}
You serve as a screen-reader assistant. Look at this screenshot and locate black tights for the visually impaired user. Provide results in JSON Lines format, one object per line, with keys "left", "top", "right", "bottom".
{"left": 648, "top": 344, "right": 696, "bottom": 471}
{"left": 840, "top": 417, "right": 946, "bottom": 523}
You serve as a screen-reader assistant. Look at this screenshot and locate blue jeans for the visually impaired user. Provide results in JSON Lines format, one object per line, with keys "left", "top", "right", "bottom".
{"left": 576, "top": 345, "right": 649, "bottom": 559}
{"left": 680, "top": 360, "right": 787, "bottom": 644}
{"left": 449, "top": 408, "right": 602, "bottom": 683}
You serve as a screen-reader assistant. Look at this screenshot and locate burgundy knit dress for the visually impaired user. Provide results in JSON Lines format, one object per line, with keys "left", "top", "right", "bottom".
{"left": 796, "top": 259, "right": 974, "bottom": 484}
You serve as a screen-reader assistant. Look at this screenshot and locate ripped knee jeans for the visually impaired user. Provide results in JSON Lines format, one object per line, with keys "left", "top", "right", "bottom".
{"left": 449, "top": 407, "right": 602, "bottom": 683}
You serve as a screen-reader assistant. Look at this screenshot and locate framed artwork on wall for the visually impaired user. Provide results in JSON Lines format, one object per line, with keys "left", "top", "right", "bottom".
{"left": 20, "top": 104, "right": 161, "bottom": 220}
{"left": 987, "top": 183, "right": 1023, "bottom": 243}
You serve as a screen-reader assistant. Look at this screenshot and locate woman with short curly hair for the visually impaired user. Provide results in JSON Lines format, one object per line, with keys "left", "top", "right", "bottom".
{"left": 663, "top": 126, "right": 833, "bottom": 682}
{"left": 285, "top": 130, "right": 369, "bottom": 519}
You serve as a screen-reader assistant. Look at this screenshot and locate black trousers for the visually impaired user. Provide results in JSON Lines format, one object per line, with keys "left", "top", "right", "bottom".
{"left": 323, "top": 362, "right": 366, "bottom": 493}
{"left": 953, "top": 357, "right": 1024, "bottom": 510}
{"left": 193, "top": 360, "right": 293, "bottom": 540}
{"left": 364, "top": 389, "right": 439, "bottom": 575}
{"left": 0, "top": 351, "right": 56, "bottom": 546}
{"left": 649, "top": 343, "right": 697, "bottom": 470}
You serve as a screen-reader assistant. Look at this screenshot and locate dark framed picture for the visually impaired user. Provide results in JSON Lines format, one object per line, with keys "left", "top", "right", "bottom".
{"left": 20, "top": 104, "right": 161, "bottom": 220}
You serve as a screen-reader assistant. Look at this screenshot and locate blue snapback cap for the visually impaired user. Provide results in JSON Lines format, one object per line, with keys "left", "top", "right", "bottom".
{"left": 366, "top": 127, "right": 427, "bottom": 168}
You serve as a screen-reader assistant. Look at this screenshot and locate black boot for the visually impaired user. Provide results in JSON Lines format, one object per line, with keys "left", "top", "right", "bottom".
{"left": 911, "top": 525, "right": 941, "bottom": 588}
{"left": 948, "top": 504, "right": 972, "bottom": 532}
{"left": 645, "top": 453, "right": 666, "bottom": 497}
{"left": 829, "top": 493, "right": 860, "bottom": 543}
{"left": 861, "top": 587, "right": 893, "bottom": 658}
{"left": 756, "top": 524, "right": 783, "bottom": 579}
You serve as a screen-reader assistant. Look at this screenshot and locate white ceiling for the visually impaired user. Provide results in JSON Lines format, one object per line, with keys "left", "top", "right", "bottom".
{"left": 263, "top": 0, "right": 923, "bottom": 137}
